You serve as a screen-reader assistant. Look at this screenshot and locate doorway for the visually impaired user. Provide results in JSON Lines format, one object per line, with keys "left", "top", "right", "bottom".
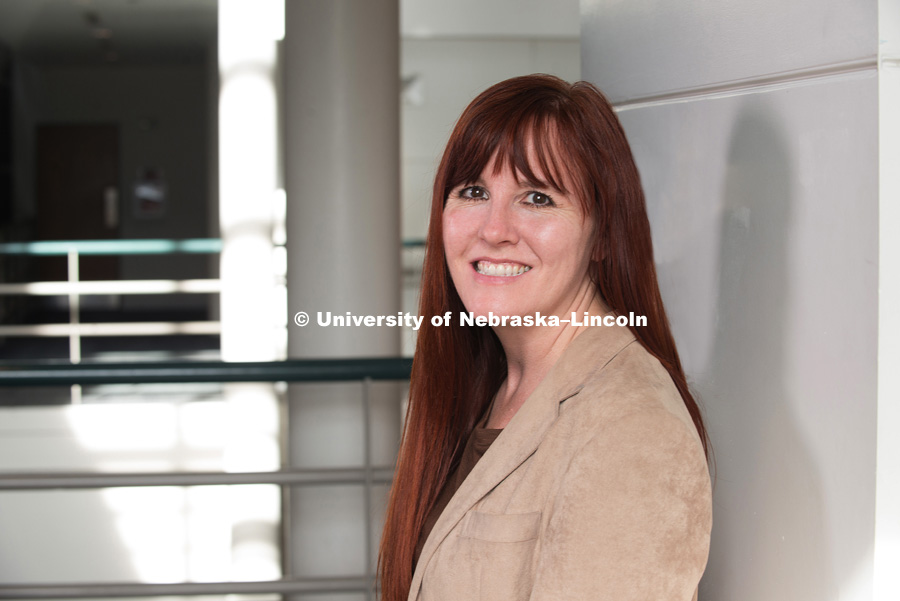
{"left": 35, "top": 123, "right": 120, "bottom": 282}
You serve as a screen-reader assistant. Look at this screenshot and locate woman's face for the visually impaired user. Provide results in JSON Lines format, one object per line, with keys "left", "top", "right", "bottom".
{"left": 442, "top": 154, "right": 597, "bottom": 323}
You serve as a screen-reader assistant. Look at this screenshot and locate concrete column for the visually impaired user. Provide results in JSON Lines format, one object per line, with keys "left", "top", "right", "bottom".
{"left": 218, "top": 0, "right": 283, "bottom": 583}
{"left": 283, "top": 0, "right": 400, "bottom": 593}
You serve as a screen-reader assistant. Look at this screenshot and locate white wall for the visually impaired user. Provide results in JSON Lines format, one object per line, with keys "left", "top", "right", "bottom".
{"left": 402, "top": 0, "right": 579, "bottom": 38}
{"left": 581, "top": 1, "right": 880, "bottom": 599}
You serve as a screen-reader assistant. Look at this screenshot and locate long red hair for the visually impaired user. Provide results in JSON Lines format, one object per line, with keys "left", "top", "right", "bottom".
{"left": 378, "top": 74, "right": 708, "bottom": 601}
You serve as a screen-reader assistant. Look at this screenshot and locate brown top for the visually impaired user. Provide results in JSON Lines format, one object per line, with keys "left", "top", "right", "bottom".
{"left": 413, "top": 423, "right": 502, "bottom": 567}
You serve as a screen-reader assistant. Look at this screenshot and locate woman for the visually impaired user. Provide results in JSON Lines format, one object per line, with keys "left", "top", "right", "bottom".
{"left": 379, "top": 74, "right": 712, "bottom": 601}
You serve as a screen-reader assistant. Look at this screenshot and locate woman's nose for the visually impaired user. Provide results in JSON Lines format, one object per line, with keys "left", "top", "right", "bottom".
{"left": 478, "top": 200, "right": 518, "bottom": 245}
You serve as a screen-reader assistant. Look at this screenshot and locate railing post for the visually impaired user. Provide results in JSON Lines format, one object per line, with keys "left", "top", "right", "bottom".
{"left": 362, "top": 377, "right": 374, "bottom": 601}
{"left": 67, "top": 248, "right": 81, "bottom": 404}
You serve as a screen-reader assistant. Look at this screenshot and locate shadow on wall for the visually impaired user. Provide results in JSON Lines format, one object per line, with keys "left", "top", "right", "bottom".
{"left": 700, "top": 102, "right": 833, "bottom": 600}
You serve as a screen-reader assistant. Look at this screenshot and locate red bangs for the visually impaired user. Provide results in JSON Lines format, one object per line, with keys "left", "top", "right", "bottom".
{"left": 440, "top": 96, "right": 590, "bottom": 213}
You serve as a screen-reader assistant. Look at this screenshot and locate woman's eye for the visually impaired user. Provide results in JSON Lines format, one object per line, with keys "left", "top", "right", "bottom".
{"left": 525, "top": 191, "right": 555, "bottom": 207}
{"left": 460, "top": 186, "right": 488, "bottom": 200}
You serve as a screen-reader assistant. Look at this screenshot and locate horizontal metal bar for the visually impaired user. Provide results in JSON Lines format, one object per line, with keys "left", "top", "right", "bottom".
{"left": 0, "top": 467, "right": 394, "bottom": 490}
{"left": 0, "top": 239, "right": 223, "bottom": 256}
{"left": 0, "top": 357, "right": 412, "bottom": 386}
{"left": 0, "top": 321, "right": 221, "bottom": 337}
{"left": 0, "top": 279, "right": 222, "bottom": 296}
{"left": 0, "top": 238, "right": 425, "bottom": 255}
{"left": 0, "top": 576, "right": 375, "bottom": 599}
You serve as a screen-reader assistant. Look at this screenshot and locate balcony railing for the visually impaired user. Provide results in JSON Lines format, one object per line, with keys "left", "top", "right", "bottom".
{"left": 0, "top": 357, "right": 411, "bottom": 600}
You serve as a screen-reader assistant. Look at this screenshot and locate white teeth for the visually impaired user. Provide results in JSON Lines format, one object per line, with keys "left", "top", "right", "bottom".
{"left": 475, "top": 261, "right": 531, "bottom": 277}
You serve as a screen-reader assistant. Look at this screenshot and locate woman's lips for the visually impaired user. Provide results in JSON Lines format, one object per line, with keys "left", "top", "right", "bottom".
{"left": 473, "top": 260, "right": 532, "bottom": 277}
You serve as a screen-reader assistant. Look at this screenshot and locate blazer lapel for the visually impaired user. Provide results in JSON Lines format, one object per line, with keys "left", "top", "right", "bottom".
{"left": 408, "top": 323, "right": 637, "bottom": 600}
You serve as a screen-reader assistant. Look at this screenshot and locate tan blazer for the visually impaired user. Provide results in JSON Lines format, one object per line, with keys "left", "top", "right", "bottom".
{"left": 409, "top": 323, "right": 712, "bottom": 601}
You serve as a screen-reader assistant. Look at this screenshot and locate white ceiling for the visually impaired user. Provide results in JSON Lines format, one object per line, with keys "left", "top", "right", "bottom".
{"left": 0, "top": 0, "right": 578, "bottom": 66}
{"left": 0, "top": 0, "right": 217, "bottom": 65}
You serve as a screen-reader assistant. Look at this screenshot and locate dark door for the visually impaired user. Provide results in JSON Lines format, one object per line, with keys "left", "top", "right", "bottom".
{"left": 35, "top": 123, "right": 120, "bottom": 281}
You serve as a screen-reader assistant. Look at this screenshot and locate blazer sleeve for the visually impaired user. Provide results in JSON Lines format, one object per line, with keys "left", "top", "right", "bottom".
{"left": 529, "top": 408, "right": 712, "bottom": 601}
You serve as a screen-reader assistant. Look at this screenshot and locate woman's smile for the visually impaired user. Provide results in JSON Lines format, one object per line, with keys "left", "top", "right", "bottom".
{"left": 473, "top": 260, "right": 532, "bottom": 277}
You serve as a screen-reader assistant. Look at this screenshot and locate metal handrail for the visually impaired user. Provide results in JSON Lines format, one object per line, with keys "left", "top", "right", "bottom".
{"left": 0, "top": 239, "right": 223, "bottom": 256}
{"left": 0, "top": 467, "right": 394, "bottom": 491}
{"left": 0, "top": 237, "right": 426, "bottom": 256}
{"left": 0, "top": 357, "right": 413, "bottom": 386}
{"left": 0, "top": 321, "right": 221, "bottom": 337}
{"left": 0, "top": 279, "right": 221, "bottom": 295}
{"left": 0, "top": 358, "right": 407, "bottom": 598}
{"left": 0, "top": 239, "right": 229, "bottom": 375}
{"left": 0, "top": 576, "right": 376, "bottom": 599}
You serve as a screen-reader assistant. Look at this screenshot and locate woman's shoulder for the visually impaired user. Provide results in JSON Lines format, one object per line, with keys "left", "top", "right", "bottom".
{"left": 555, "top": 331, "right": 704, "bottom": 454}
